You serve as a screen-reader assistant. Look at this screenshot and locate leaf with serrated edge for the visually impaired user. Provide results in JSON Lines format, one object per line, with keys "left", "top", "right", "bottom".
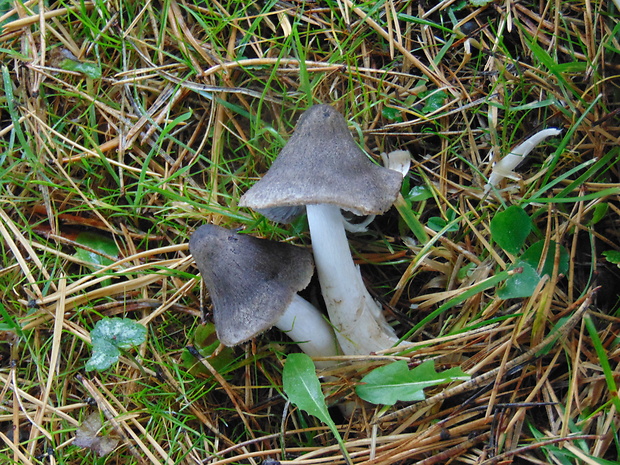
{"left": 356, "top": 360, "right": 470, "bottom": 405}
{"left": 283, "top": 353, "right": 352, "bottom": 464}
{"left": 283, "top": 353, "right": 334, "bottom": 425}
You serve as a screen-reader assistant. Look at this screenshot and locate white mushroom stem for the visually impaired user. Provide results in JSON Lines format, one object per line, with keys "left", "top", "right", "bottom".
{"left": 306, "top": 204, "right": 400, "bottom": 355}
{"left": 275, "top": 294, "right": 341, "bottom": 369}
{"left": 277, "top": 295, "right": 357, "bottom": 417}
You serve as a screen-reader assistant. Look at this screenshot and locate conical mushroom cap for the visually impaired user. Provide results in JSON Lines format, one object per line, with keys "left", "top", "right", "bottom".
{"left": 189, "top": 224, "right": 314, "bottom": 346}
{"left": 239, "top": 104, "right": 403, "bottom": 223}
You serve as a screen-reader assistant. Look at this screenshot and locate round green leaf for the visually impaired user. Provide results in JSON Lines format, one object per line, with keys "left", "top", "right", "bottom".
{"left": 490, "top": 206, "right": 532, "bottom": 255}
{"left": 86, "top": 340, "right": 120, "bottom": 371}
{"left": 421, "top": 90, "right": 448, "bottom": 114}
{"left": 90, "top": 317, "right": 147, "bottom": 349}
{"left": 520, "top": 240, "right": 569, "bottom": 277}
{"left": 87, "top": 318, "right": 146, "bottom": 371}
{"left": 74, "top": 232, "right": 119, "bottom": 269}
{"left": 406, "top": 185, "right": 434, "bottom": 202}
{"left": 381, "top": 106, "right": 403, "bottom": 122}
{"left": 497, "top": 261, "right": 540, "bottom": 299}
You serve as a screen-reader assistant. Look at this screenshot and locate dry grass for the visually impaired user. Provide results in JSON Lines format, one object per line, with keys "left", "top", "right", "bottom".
{"left": 0, "top": 0, "right": 619, "bottom": 464}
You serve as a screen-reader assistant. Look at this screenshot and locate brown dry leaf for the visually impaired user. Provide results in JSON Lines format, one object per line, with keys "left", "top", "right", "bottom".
{"left": 74, "top": 412, "right": 118, "bottom": 457}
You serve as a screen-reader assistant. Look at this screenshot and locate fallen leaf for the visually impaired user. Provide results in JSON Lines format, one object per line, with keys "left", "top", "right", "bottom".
{"left": 74, "top": 412, "right": 118, "bottom": 457}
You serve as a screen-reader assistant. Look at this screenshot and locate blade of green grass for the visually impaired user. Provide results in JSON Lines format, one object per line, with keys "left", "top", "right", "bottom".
{"left": 2, "top": 66, "right": 35, "bottom": 161}
{"left": 584, "top": 315, "right": 620, "bottom": 412}
{"left": 397, "top": 269, "right": 514, "bottom": 349}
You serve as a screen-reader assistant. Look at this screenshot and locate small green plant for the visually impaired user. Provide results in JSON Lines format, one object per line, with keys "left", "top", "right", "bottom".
{"left": 181, "top": 323, "right": 235, "bottom": 377}
{"left": 86, "top": 318, "right": 147, "bottom": 371}
{"left": 427, "top": 208, "right": 459, "bottom": 233}
{"left": 491, "top": 206, "right": 569, "bottom": 298}
{"left": 283, "top": 353, "right": 469, "bottom": 462}
{"left": 74, "top": 231, "right": 119, "bottom": 270}
{"left": 58, "top": 54, "right": 102, "bottom": 79}
{"left": 419, "top": 89, "right": 448, "bottom": 114}
{"left": 282, "top": 353, "right": 352, "bottom": 464}
{"left": 355, "top": 360, "right": 470, "bottom": 405}
{"left": 603, "top": 250, "right": 620, "bottom": 267}
{"left": 490, "top": 205, "right": 532, "bottom": 255}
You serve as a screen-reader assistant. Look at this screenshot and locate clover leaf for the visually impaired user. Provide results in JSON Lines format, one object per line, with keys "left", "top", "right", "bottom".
{"left": 86, "top": 318, "right": 147, "bottom": 371}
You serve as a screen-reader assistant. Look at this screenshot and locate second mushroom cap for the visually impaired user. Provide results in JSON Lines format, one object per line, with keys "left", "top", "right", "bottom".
{"left": 189, "top": 224, "right": 314, "bottom": 346}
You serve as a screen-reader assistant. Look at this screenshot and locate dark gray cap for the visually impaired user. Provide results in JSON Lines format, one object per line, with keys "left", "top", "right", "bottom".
{"left": 239, "top": 104, "right": 403, "bottom": 223}
{"left": 189, "top": 224, "right": 314, "bottom": 346}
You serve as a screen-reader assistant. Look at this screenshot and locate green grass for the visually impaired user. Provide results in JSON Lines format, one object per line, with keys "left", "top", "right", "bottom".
{"left": 0, "top": 0, "right": 619, "bottom": 464}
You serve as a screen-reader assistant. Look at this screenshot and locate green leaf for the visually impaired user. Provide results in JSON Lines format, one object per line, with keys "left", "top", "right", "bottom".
{"left": 581, "top": 316, "right": 620, "bottom": 412}
{"left": 396, "top": 13, "right": 454, "bottom": 34}
{"left": 427, "top": 209, "right": 459, "bottom": 233}
{"left": 74, "top": 232, "right": 119, "bottom": 269}
{"left": 520, "top": 240, "right": 569, "bottom": 277}
{"left": 86, "top": 318, "right": 147, "bottom": 371}
{"left": 428, "top": 216, "right": 458, "bottom": 232}
{"left": 381, "top": 106, "right": 403, "bottom": 122}
{"left": 193, "top": 323, "right": 221, "bottom": 353}
{"left": 589, "top": 202, "right": 608, "bottom": 226}
{"left": 497, "top": 261, "right": 540, "bottom": 299}
{"left": 406, "top": 185, "right": 434, "bottom": 202}
{"left": 394, "top": 195, "right": 429, "bottom": 243}
{"left": 59, "top": 58, "right": 102, "bottom": 79}
{"left": 420, "top": 90, "right": 448, "bottom": 114}
{"left": 182, "top": 323, "right": 235, "bottom": 376}
{"left": 456, "top": 262, "right": 476, "bottom": 280}
{"left": 283, "top": 353, "right": 334, "bottom": 425}
{"left": 0, "top": 302, "right": 23, "bottom": 336}
{"left": 86, "top": 340, "right": 120, "bottom": 372}
{"left": 490, "top": 205, "right": 532, "bottom": 255}
{"left": 523, "top": 34, "right": 581, "bottom": 102}
{"left": 91, "top": 317, "right": 146, "bottom": 349}
{"left": 283, "top": 353, "right": 351, "bottom": 464}
{"left": 355, "top": 360, "right": 470, "bottom": 406}
{"left": 554, "top": 62, "right": 588, "bottom": 74}
{"left": 602, "top": 250, "right": 620, "bottom": 266}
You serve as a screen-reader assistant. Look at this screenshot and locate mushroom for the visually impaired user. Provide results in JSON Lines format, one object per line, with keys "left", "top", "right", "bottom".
{"left": 484, "top": 128, "right": 562, "bottom": 194}
{"left": 239, "top": 104, "right": 405, "bottom": 355}
{"left": 189, "top": 224, "right": 340, "bottom": 367}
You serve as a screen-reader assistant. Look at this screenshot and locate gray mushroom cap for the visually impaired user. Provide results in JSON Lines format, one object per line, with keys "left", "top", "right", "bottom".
{"left": 239, "top": 104, "right": 403, "bottom": 223}
{"left": 189, "top": 224, "right": 314, "bottom": 346}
